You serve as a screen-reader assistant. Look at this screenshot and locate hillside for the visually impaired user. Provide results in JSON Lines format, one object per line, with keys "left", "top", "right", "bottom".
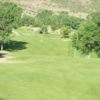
{"left": 1, "top": 0, "right": 100, "bottom": 18}
{"left": 53, "top": 0, "right": 100, "bottom": 13}
{"left": 0, "top": 2, "right": 100, "bottom": 100}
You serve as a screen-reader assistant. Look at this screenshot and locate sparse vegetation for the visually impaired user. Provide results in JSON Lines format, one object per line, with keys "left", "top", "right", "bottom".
{"left": 53, "top": 0, "right": 100, "bottom": 13}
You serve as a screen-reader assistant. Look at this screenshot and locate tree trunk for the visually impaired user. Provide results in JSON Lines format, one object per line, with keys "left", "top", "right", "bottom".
{"left": 0, "top": 43, "right": 4, "bottom": 51}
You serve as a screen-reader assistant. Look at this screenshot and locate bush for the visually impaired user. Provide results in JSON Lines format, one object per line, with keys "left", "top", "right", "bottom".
{"left": 20, "top": 16, "right": 35, "bottom": 26}
{"left": 49, "top": 12, "right": 83, "bottom": 30}
{"left": 60, "top": 26, "right": 72, "bottom": 38}
{"left": 35, "top": 10, "right": 53, "bottom": 27}
{"left": 72, "top": 20, "right": 100, "bottom": 57}
{"left": 41, "top": 25, "right": 48, "bottom": 34}
{"left": 88, "top": 12, "right": 100, "bottom": 27}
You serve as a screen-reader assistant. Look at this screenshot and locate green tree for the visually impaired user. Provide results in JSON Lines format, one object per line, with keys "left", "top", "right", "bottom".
{"left": 88, "top": 12, "right": 100, "bottom": 27}
{"left": 72, "top": 20, "right": 100, "bottom": 57}
{"left": 35, "top": 10, "right": 53, "bottom": 27}
{"left": 0, "top": 2, "right": 22, "bottom": 51}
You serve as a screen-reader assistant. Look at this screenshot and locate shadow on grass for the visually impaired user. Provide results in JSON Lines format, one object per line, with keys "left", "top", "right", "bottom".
{"left": 5, "top": 40, "right": 28, "bottom": 51}
{"left": 0, "top": 97, "right": 4, "bottom": 100}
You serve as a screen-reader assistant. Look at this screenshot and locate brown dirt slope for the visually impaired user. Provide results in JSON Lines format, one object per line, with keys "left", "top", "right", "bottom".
{"left": 8, "top": 0, "right": 100, "bottom": 18}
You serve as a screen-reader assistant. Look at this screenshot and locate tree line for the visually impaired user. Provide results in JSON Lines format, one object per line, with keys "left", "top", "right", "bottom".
{"left": 0, "top": 2, "right": 100, "bottom": 57}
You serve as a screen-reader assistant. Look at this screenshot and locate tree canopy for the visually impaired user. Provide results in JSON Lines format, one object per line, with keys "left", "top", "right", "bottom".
{"left": 72, "top": 14, "right": 100, "bottom": 57}
{"left": 0, "top": 2, "right": 22, "bottom": 50}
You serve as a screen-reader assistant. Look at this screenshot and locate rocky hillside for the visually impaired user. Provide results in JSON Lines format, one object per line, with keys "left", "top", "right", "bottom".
{"left": 5, "top": 0, "right": 100, "bottom": 18}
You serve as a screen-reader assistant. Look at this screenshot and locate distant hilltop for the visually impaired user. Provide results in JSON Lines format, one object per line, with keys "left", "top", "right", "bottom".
{"left": 2, "top": 0, "right": 100, "bottom": 18}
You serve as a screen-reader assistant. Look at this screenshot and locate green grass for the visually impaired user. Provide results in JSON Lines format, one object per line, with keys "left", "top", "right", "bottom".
{"left": 0, "top": 29, "right": 100, "bottom": 100}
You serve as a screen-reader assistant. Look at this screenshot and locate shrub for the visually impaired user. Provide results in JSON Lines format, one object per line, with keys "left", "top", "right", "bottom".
{"left": 49, "top": 13, "right": 83, "bottom": 30}
{"left": 60, "top": 26, "right": 72, "bottom": 38}
{"left": 72, "top": 20, "right": 100, "bottom": 57}
{"left": 88, "top": 12, "right": 100, "bottom": 27}
{"left": 35, "top": 10, "right": 53, "bottom": 27}
{"left": 41, "top": 25, "right": 48, "bottom": 34}
{"left": 20, "top": 16, "right": 35, "bottom": 26}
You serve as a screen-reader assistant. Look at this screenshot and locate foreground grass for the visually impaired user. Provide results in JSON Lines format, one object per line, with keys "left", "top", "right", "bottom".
{"left": 0, "top": 31, "right": 100, "bottom": 100}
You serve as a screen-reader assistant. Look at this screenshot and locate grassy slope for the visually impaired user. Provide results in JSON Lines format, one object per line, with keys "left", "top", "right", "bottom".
{"left": 0, "top": 29, "right": 100, "bottom": 100}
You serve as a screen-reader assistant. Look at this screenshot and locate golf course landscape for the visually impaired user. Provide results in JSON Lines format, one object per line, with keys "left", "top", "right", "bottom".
{"left": 0, "top": 0, "right": 100, "bottom": 100}
{"left": 0, "top": 28, "right": 100, "bottom": 100}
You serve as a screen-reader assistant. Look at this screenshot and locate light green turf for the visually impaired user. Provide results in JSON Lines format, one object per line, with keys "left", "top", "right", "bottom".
{"left": 0, "top": 29, "right": 100, "bottom": 100}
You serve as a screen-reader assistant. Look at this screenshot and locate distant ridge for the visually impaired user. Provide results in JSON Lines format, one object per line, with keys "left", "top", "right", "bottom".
{"left": 1, "top": 0, "right": 100, "bottom": 18}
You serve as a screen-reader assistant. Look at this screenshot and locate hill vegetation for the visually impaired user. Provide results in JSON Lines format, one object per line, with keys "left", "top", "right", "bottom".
{"left": 53, "top": 0, "right": 100, "bottom": 13}
{"left": 0, "top": 1, "right": 100, "bottom": 100}
{"left": 1, "top": 0, "right": 100, "bottom": 18}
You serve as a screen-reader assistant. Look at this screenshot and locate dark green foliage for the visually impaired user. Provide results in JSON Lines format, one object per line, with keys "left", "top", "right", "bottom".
{"left": 37, "top": 11, "right": 82, "bottom": 30}
{"left": 20, "top": 16, "right": 35, "bottom": 26}
{"left": 35, "top": 10, "right": 53, "bottom": 27}
{"left": 21, "top": 10, "right": 82, "bottom": 30}
{"left": 68, "top": 16, "right": 83, "bottom": 29}
{"left": 88, "top": 12, "right": 100, "bottom": 27}
{"left": 72, "top": 21, "right": 100, "bottom": 57}
{"left": 56, "top": 13, "right": 83, "bottom": 30}
{"left": 0, "top": 2, "right": 22, "bottom": 50}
